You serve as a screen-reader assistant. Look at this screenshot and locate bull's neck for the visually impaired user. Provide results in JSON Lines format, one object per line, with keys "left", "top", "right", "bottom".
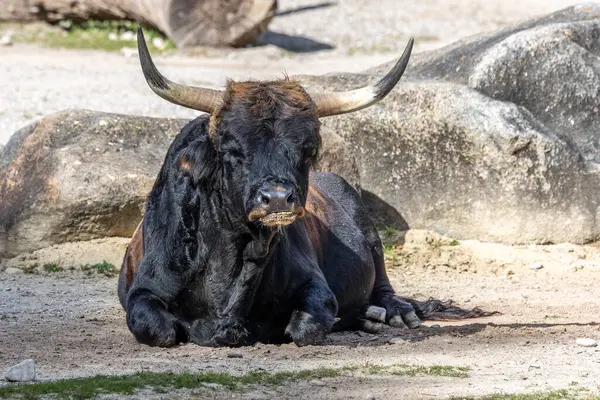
{"left": 195, "top": 179, "right": 280, "bottom": 267}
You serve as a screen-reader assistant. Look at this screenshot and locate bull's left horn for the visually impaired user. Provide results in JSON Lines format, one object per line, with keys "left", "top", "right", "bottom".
{"left": 137, "top": 28, "right": 223, "bottom": 113}
{"left": 309, "top": 38, "right": 414, "bottom": 118}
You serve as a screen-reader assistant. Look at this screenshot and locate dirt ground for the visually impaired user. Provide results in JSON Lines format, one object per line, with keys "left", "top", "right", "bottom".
{"left": 1, "top": 231, "right": 599, "bottom": 399}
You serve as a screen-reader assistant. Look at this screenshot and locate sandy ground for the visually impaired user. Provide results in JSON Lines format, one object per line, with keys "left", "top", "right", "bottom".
{"left": 1, "top": 234, "right": 600, "bottom": 399}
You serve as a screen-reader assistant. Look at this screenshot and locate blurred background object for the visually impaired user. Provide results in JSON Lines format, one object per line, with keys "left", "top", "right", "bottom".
{"left": 0, "top": 0, "right": 277, "bottom": 47}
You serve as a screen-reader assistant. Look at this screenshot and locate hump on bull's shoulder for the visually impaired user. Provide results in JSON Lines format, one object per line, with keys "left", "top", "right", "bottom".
{"left": 136, "top": 27, "right": 414, "bottom": 118}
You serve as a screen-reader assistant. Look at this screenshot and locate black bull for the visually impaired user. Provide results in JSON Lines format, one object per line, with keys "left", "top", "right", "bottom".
{"left": 117, "top": 29, "right": 493, "bottom": 348}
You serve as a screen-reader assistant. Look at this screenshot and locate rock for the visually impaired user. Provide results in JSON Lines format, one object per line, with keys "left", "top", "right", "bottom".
{"left": 107, "top": 32, "right": 118, "bottom": 41}
{"left": 152, "top": 37, "right": 166, "bottom": 50}
{"left": 298, "top": 4, "right": 600, "bottom": 244}
{"left": 430, "top": 324, "right": 441, "bottom": 329}
{"left": 576, "top": 338, "right": 597, "bottom": 347}
{"left": 388, "top": 337, "right": 405, "bottom": 345}
{"left": 404, "top": 230, "right": 457, "bottom": 246}
{"left": 118, "top": 31, "right": 136, "bottom": 41}
{"left": 4, "top": 359, "right": 36, "bottom": 382}
{"left": 4, "top": 267, "right": 23, "bottom": 275}
{"left": 0, "top": 33, "right": 13, "bottom": 47}
{"left": 119, "top": 47, "right": 137, "bottom": 58}
{"left": 0, "top": 111, "right": 357, "bottom": 258}
{"left": 309, "top": 379, "right": 326, "bottom": 386}
{"left": 200, "top": 382, "right": 223, "bottom": 389}
{"left": 530, "top": 263, "right": 544, "bottom": 270}
{"left": 0, "top": 111, "right": 186, "bottom": 258}
{"left": 226, "top": 352, "right": 243, "bottom": 358}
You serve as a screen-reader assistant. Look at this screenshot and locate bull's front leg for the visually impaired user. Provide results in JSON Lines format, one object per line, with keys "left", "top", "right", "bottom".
{"left": 191, "top": 236, "right": 273, "bottom": 347}
{"left": 206, "top": 259, "right": 265, "bottom": 346}
{"left": 285, "top": 277, "right": 338, "bottom": 346}
{"left": 125, "top": 271, "right": 190, "bottom": 348}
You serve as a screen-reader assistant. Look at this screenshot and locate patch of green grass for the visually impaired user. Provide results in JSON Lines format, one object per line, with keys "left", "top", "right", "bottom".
{"left": 18, "top": 20, "right": 175, "bottom": 52}
{"left": 0, "top": 372, "right": 201, "bottom": 400}
{"left": 453, "top": 388, "right": 597, "bottom": 400}
{"left": 448, "top": 239, "right": 460, "bottom": 246}
{"left": 42, "top": 262, "right": 63, "bottom": 273}
{"left": 82, "top": 261, "right": 118, "bottom": 277}
{"left": 0, "top": 363, "right": 470, "bottom": 399}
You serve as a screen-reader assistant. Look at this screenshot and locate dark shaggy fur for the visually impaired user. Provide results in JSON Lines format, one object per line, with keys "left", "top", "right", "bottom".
{"left": 118, "top": 80, "right": 493, "bottom": 348}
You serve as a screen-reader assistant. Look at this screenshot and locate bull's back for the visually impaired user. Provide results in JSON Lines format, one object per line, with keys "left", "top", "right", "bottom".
{"left": 117, "top": 221, "right": 144, "bottom": 309}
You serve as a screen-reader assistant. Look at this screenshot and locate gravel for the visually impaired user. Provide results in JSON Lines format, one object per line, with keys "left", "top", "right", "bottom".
{"left": 0, "top": 0, "right": 583, "bottom": 145}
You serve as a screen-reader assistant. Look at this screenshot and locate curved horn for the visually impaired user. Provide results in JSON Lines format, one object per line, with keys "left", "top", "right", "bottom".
{"left": 310, "top": 38, "right": 414, "bottom": 118}
{"left": 137, "top": 28, "right": 223, "bottom": 113}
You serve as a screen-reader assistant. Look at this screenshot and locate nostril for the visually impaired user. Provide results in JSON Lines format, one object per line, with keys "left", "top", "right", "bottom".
{"left": 286, "top": 191, "right": 296, "bottom": 204}
{"left": 257, "top": 190, "right": 271, "bottom": 206}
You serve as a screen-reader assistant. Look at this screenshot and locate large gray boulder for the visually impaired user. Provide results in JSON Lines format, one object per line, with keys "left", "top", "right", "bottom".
{"left": 300, "top": 3, "right": 600, "bottom": 244}
{"left": 0, "top": 110, "right": 357, "bottom": 258}
{"left": 0, "top": 110, "right": 185, "bottom": 258}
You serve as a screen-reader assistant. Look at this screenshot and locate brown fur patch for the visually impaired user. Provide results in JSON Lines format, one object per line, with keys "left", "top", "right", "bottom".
{"left": 179, "top": 156, "right": 193, "bottom": 171}
{"left": 300, "top": 184, "right": 331, "bottom": 262}
{"left": 209, "top": 79, "right": 318, "bottom": 137}
{"left": 122, "top": 221, "right": 144, "bottom": 289}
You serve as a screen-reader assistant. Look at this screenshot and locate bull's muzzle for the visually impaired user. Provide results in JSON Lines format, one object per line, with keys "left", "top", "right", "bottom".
{"left": 248, "top": 184, "right": 305, "bottom": 227}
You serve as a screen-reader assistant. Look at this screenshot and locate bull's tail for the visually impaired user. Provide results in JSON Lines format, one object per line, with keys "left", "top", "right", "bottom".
{"left": 400, "top": 297, "right": 500, "bottom": 320}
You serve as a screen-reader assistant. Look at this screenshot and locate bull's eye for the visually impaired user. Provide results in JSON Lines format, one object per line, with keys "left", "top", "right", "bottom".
{"left": 305, "top": 146, "right": 317, "bottom": 158}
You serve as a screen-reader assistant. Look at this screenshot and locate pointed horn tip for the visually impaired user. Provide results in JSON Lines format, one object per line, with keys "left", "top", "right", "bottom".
{"left": 137, "top": 26, "right": 144, "bottom": 44}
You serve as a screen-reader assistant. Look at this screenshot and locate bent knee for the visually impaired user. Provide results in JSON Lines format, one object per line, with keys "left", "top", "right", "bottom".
{"left": 126, "top": 296, "right": 188, "bottom": 347}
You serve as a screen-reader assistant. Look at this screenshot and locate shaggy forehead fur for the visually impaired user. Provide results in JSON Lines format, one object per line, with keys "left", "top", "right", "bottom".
{"left": 210, "top": 79, "right": 318, "bottom": 135}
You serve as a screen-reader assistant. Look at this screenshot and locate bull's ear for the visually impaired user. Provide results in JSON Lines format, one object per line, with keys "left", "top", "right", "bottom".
{"left": 175, "top": 139, "right": 217, "bottom": 183}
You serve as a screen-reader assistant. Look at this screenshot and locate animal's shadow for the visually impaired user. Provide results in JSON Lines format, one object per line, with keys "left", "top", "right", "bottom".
{"left": 254, "top": 2, "right": 337, "bottom": 53}
{"left": 360, "top": 189, "right": 409, "bottom": 231}
{"left": 320, "top": 321, "right": 600, "bottom": 347}
{"left": 256, "top": 30, "right": 335, "bottom": 53}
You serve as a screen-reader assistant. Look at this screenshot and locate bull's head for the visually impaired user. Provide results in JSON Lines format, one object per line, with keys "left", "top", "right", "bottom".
{"left": 137, "top": 28, "right": 412, "bottom": 228}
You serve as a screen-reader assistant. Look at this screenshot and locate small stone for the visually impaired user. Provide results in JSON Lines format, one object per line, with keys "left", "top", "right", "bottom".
{"left": 4, "top": 267, "right": 23, "bottom": 275}
{"left": 226, "top": 352, "right": 243, "bottom": 358}
{"left": 200, "top": 382, "right": 223, "bottom": 389}
{"left": 430, "top": 324, "right": 441, "bottom": 329}
{"left": 120, "top": 47, "right": 137, "bottom": 58}
{"left": 119, "top": 31, "right": 136, "bottom": 41}
{"left": 4, "top": 359, "right": 36, "bottom": 382}
{"left": 576, "top": 338, "right": 597, "bottom": 347}
{"left": 152, "top": 37, "right": 166, "bottom": 49}
{"left": 309, "top": 379, "right": 326, "bottom": 386}
{"left": 388, "top": 337, "right": 405, "bottom": 345}
{"left": 530, "top": 263, "right": 544, "bottom": 270}
{"left": 0, "top": 34, "right": 13, "bottom": 47}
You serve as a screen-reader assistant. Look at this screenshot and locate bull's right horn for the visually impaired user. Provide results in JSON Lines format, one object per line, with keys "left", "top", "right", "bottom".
{"left": 137, "top": 28, "right": 223, "bottom": 113}
{"left": 309, "top": 38, "right": 414, "bottom": 118}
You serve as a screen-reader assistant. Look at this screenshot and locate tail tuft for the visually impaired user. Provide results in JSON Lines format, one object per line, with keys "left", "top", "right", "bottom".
{"left": 400, "top": 297, "right": 500, "bottom": 320}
